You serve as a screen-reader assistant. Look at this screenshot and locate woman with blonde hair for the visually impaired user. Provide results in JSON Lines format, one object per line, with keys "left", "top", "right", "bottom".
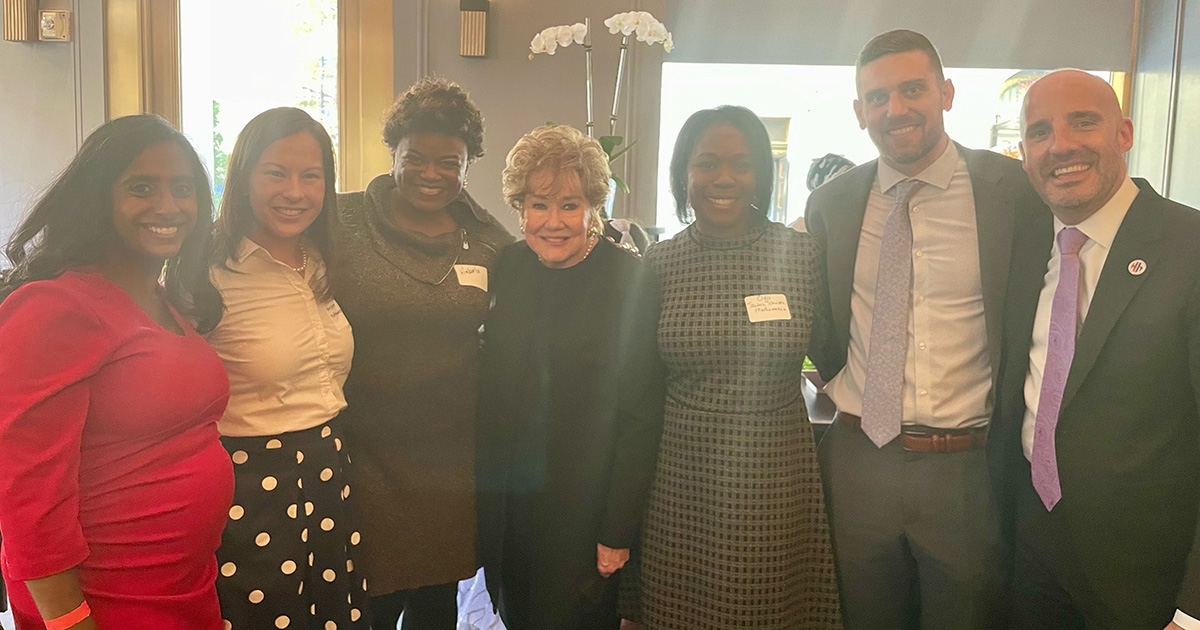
{"left": 475, "top": 124, "right": 665, "bottom": 630}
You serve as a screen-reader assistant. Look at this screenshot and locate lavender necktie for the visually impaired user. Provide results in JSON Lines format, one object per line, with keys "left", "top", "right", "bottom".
{"left": 1032, "top": 227, "right": 1089, "bottom": 510}
{"left": 861, "top": 179, "right": 924, "bottom": 448}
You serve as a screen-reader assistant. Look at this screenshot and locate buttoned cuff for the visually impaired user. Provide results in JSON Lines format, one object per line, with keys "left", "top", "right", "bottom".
{"left": 1175, "top": 609, "right": 1200, "bottom": 630}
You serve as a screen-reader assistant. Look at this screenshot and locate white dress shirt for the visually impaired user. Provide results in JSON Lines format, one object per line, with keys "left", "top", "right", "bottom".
{"left": 1021, "top": 177, "right": 1139, "bottom": 459}
{"left": 208, "top": 238, "right": 354, "bottom": 437}
{"left": 826, "top": 141, "right": 994, "bottom": 429}
{"left": 1018, "top": 178, "right": 1198, "bottom": 630}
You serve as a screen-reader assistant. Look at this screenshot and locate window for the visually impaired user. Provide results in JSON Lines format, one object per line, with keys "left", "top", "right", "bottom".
{"left": 656, "top": 63, "right": 1112, "bottom": 235}
{"left": 179, "top": 0, "right": 338, "bottom": 202}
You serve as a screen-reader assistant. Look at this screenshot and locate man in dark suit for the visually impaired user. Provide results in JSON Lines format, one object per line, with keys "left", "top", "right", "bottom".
{"left": 994, "top": 69, "right": 1200, "bottom": 630}
{"left": 805, "top": 29, "right": 1043, "bottom": 629}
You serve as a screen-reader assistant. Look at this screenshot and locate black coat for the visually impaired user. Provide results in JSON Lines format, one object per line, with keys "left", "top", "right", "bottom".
{"left": 475, "top": 239, "right": 665, "bottom": 630}
{"left": 991, "top": 179, "right": 1200, "bottom": 625}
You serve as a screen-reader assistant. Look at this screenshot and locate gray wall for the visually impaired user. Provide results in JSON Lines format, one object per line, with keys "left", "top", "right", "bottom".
{"left": 0, "top": 0, "right": 104, "bottom": 247}
{"left": 1130, "top": 0, "right": 1200, "bottom": 208}
{"left": 394, "top": 0, "right": 667, "bottom": 234}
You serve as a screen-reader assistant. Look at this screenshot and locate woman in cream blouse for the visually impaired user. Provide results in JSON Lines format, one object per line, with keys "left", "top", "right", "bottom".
{"left": 206, "top": 107, "right": 368, "bottom": 630}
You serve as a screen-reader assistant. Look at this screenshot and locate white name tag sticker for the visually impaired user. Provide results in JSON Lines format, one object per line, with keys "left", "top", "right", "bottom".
{"left": 454, "top": 264, "right": 488, "bottom": 291}
{"left": 744, "top": 294, "right": 792, "bottom": 322}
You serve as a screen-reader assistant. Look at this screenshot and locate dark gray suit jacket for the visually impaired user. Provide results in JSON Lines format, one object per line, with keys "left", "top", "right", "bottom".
{"left": 993, "top": 179, "right": 1200, "bottom": 623}
{"left": 804, "top": 145, "right": 1039, "bottom": 393}
{"left": 803, "top": 144, "right": 1043, "bottom": 535}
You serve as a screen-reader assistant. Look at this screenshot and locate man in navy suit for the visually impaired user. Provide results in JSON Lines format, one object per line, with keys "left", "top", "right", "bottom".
{"left": 995, "top": 70, "right": 1200, "bottom": 630}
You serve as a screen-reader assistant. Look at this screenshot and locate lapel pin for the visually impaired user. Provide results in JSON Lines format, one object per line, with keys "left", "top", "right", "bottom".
{"left": 1128, "top": 259, "right": 1147, "bottom": 276}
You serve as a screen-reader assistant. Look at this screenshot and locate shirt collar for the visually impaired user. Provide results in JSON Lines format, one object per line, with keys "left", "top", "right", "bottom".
{"left": 1052, "top": 176, "right": 1139, "bottom": 251}
{"left": 232, "top": 237, "right": 267, "bottom": 266}
{"left": 231, "top": 236, "right": 316, "bottom": 267}
{"left": 877, "top": 139, "right": 959, "bottom": 194}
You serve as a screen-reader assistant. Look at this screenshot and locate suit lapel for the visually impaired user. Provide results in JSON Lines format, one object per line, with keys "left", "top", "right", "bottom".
{"left": 828, "top": 161, "right": 878, "bottom": 343}
{"left": 1062, "top": 182, "right": 1165, "bottom": 410}
{"left": 962, "top": 147, "right": 1017, "bottom": 377}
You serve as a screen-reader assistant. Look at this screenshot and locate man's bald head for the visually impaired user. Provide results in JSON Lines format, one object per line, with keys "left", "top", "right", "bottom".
{"left": 1020, "top": 70, "right": 1122, "bottom": 132}
{"left": 1018, "top": 70, "right": 1133, "bottom": 225}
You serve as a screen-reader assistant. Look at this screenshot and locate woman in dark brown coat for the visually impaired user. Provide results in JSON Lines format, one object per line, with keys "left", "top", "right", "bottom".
{"left": 329, "top": 78, "right": 512, "bottom": 630}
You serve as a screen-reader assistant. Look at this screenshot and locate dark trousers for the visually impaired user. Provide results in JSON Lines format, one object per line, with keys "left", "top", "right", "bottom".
{"left": 1010, "top": 479, "right": 1178, "bottom": 630}
{"left": 1010, "top": 481, "right": 1088, "bottom": 630}
{"left": 370, "top": 581, "right": 459, "bottom": 630}
{"left": 818, "top": 420, "right": 1007, "bottom": 630}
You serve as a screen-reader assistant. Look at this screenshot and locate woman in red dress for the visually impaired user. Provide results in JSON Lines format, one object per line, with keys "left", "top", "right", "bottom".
{"left": 0, "top": 115, "right": 233, "bottom": 630}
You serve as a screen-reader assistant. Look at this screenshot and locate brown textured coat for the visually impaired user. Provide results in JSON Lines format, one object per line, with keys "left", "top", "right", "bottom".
{"left": 330, "top": 174, "right": 513, "bottom": 594}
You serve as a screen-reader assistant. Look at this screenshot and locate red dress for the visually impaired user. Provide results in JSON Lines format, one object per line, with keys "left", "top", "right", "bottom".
{"left": 0, "top": 270, "right": 234, "bottom": 630}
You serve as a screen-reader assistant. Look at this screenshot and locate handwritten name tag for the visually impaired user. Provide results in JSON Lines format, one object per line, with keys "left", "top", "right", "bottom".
{"left": 454, "top": 264, "right": 488, "bottom": 291}
{"left": 744, "top": 294, "right": 792, "bottom": 322}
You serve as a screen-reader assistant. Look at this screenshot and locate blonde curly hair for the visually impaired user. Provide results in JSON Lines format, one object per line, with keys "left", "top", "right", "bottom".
{"left": 502, "top": 125, "right": 610, "bottom": 230}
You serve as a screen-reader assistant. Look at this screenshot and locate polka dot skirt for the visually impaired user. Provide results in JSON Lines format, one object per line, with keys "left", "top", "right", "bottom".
{"left": 217, "top": 419, "right": 370, "bottom": 629}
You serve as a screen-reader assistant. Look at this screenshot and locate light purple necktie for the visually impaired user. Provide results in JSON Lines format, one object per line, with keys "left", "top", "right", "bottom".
{"left": 1032, "top": 227, "right": 1089, "bottom": 510}
{"left": 861, "top": 179, "right": 924, "bottom": 448}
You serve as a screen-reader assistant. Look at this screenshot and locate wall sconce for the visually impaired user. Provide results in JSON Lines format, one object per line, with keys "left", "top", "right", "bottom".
{"left": 2, "top": 0, "right": 37, "bottom": 42}
{"left": 459, "top": 0, "right": 487, "bottom": 57}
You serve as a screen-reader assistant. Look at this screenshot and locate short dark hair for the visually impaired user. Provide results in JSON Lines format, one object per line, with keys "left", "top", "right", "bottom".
{"left": 669, "top": 105, "right": 774, "bottom": 224}
{"left": 856, "top": 29, "right": 945, "bottom": 84}
{"left": 1, "top": 115, "right": 223, "bottom": 332}
{"left": 211, "top": 107, "right": 338, "bottom": 301}
{"left": 382, "top": 77, "right": 485, "bottom": 160}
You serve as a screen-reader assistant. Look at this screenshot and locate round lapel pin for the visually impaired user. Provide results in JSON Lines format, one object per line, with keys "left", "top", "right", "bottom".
{"left": 1128, "top": 259, "right": 1147, "bottom": 276}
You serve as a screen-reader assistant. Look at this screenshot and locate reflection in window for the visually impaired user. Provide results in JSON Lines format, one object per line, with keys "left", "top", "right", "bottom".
{"left": 180, "top": 0, "right": 338, "bottom": 203}
{"left": 655, "top": 63, "right": 1111, "bottom": 235}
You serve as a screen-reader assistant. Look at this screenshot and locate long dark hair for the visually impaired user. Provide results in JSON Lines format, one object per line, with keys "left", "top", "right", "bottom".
{"left": 0, "top": 114, "right": 223, "bottom": 332}
{"left": 669, "top": 105, "right": 775, "bottom": 224}
{"left": 211, "top": 107, "right": 338, "bottom": 301}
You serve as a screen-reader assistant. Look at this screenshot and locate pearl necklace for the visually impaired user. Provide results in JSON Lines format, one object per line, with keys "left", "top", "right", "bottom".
{"left": 289, "top": 247, "right": 309, "bottom": 274}
{"left": 538, "top": 234, "right": 601, "bottom": 266}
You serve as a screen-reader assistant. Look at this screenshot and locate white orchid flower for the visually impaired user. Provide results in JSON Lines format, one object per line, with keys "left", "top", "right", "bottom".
{"left": 635, "top": 20, "right": 652, "bottom": 42}
{"left": 646, "top": 22, "right": 668, "bottom": 44}
{"left": 606, "top": 11, "right": 639, "bottom": 36}
{"left": 531, "top": 23, "right": 591, "bottom": 57}
{"left": 662, "top": 32, "right": 674, "bottom": 53}
{"left": 553, "top": 25, "right": 573, "bottom": 46}
{"left": 530, "top": 31, "right": 547, "bottom": 55}
{"left": 604, "top": 13, "right": 623, "bottom": 34}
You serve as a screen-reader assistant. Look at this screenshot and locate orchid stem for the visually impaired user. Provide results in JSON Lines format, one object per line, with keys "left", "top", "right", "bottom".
{"left": 610, "top": 35, "right": 629, "bottom": 136}
{"left": 584, "top": 20, "right": 594, "bottom": 137}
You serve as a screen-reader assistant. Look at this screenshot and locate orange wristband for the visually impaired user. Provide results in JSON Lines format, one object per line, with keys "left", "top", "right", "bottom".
{"left": 44, "top": 600, "right": 91, "bottom": 630}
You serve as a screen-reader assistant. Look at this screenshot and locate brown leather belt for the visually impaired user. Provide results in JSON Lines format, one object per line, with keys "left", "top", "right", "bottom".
{"left": 834, "top": 411, "right": 987, "bottom": 453}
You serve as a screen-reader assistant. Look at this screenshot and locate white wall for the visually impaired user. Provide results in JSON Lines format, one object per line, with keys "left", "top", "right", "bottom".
{"left": 0, "top": 0, "right": 105, "bottom": 248}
